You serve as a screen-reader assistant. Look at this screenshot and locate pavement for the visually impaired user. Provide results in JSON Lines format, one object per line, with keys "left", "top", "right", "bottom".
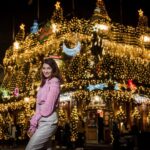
{"left": 0, "top": 143, "right": 113, "bottom": 150}
{"left": 1, "top": 140, "right": 149, "bottom": 150}
{"left": 84, "top": 143, "right": 112, "bottom": 150}
{"left": 0, "top": 145, "right": 24, "bottom": 150}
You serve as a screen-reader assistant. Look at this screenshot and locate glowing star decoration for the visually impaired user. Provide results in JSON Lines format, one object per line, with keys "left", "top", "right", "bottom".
{"left": 52, "top": 23, "right": 58, "bottom": 33}
{"left": 55, "top": 1, "right": 60, "bottom": 10}
{"left": 138, "top": 9, "right": 143, "bottom": 17}
{"left": 20, "top": 23, "right": 25, "bottom": 30}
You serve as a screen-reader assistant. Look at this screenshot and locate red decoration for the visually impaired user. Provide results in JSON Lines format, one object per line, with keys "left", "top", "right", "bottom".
{"left": 45, "top": 55, "right": 62, "bottom": 59}
{"left": 38, "top": 27, "right": 52, "bottom": 41}
{"left": 127, "top": 79, "right": 137, "bottom": 92}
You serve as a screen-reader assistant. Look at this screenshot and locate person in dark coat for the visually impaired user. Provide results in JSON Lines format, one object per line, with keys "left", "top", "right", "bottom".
{"left": 112, "top": 121, "right": 120, "bottom": 150}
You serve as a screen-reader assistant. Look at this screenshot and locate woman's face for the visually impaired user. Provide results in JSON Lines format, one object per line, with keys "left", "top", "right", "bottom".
{"left": 42, "top": 63, "right": 52, "bottom": 78}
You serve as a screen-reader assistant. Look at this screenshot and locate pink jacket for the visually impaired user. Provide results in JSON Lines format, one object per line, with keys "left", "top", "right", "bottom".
{"left": 29, "top": 77, "right": 60, "bottom": 133}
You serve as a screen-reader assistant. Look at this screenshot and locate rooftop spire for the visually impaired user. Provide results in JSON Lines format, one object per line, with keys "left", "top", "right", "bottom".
{"left": 91, "top": 0, "right": 111, "bottom": 23}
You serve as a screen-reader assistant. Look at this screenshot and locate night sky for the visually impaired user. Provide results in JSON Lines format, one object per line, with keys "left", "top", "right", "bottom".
{"left": 0, "top": 0, "right": 149, "bottom": 64}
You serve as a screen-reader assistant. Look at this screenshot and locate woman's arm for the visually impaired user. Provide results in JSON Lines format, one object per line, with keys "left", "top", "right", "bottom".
{"left": 29, "top": 102, "right": 41, "bottom": 127}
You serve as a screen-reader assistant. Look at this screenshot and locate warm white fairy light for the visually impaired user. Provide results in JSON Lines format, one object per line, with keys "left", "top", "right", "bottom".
{"left": 143, "top": 35, "right": 150, "bottom": 43}
{"left": 93, "top": 23, "right": 109, "bottom": 32}
{"left": 13, "top": 41, "right": 20, "bottom": 50}
{"left": 52, "top": 23, "right": 58, "bottom": 33}
{"left": 24, "top": 97, "right": 30, "bottom": 103}
{"left": 60, "top": 92, "right": 73, "bottom": 102}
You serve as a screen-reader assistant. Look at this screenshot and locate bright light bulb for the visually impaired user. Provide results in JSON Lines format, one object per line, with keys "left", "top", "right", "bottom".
{"left": 13, "top": 41, "right": 20, "bottom": 50}
{"left": 24, "top": 97, "right": 30, "bottom": 103}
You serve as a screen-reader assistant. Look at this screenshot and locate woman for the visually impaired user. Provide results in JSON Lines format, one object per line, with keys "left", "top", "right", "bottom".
{"left": 25, "top": 58, "right": 62, "bottom": 150}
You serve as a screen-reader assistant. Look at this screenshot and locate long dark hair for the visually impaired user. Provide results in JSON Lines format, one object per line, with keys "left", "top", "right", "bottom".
{"left": 40, "top": 58, "right": 63, "bottom": 87}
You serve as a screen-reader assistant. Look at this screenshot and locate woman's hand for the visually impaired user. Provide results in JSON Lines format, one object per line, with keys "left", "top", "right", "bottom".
{"left": 27, "top": 130, "right": 34, "bottom": 138}
{"left": 27, "top": 126, "right": 36, "bottom": 138}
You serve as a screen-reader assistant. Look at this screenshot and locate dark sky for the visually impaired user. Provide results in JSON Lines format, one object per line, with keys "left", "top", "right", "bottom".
{"left": 0, "top": 0, "right": 149, "bottom": 64}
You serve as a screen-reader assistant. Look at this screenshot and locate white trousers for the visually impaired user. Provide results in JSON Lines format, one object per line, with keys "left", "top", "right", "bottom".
{"left": 25, "top": 111, "right": 58, "bottom": 150}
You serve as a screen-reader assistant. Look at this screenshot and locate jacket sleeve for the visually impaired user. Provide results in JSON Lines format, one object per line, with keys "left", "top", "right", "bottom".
{"left": 39, "top": 78, "right": 60, "bottom": 117}
{"left": 29, "top": 102, "right": 41, "bottom": 127}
